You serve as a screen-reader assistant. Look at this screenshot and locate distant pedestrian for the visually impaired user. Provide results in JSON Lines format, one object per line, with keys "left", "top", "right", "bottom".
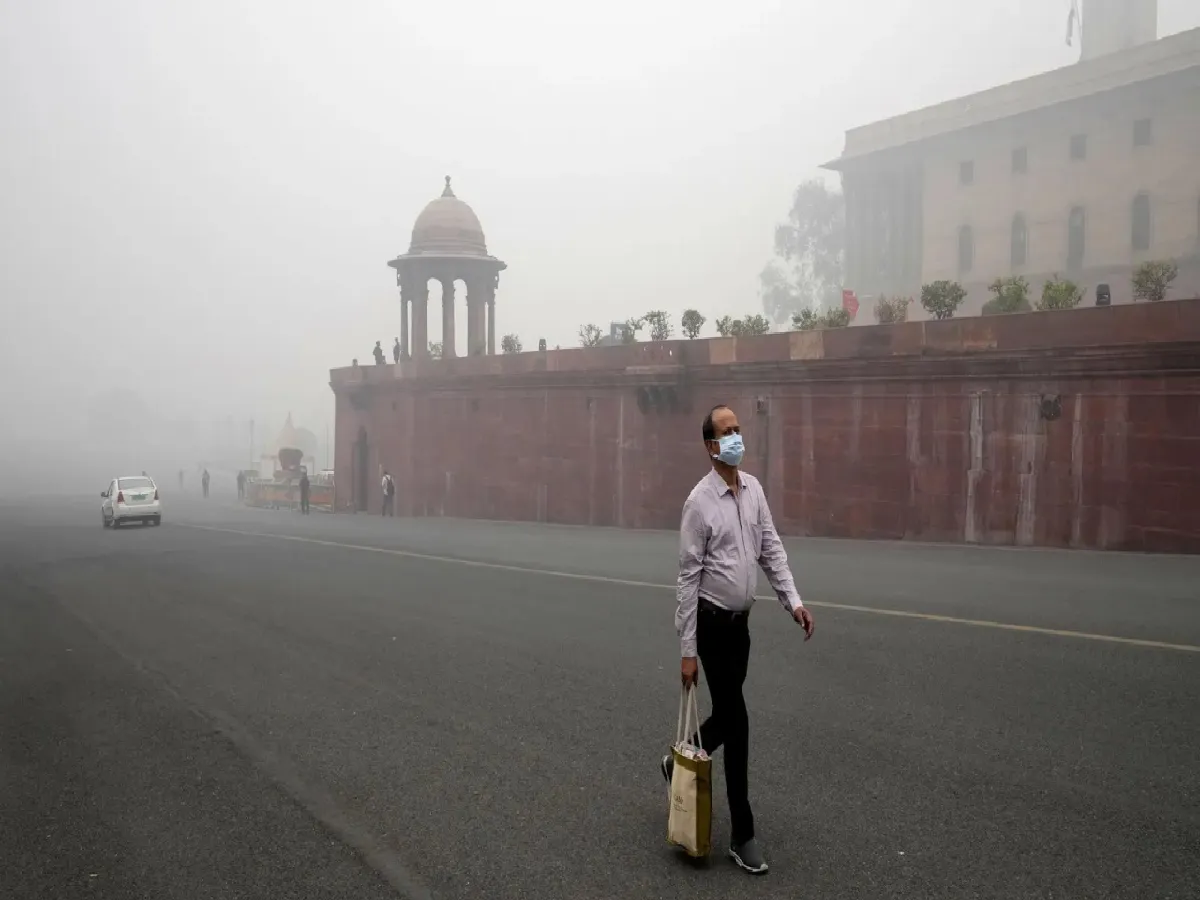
{"left": 236, "top": 470, "right": 246, "bottom": 500}
{"left": 662, "top": 404, "right": 815, "bottom": 876}
{"left": 393, "top": 338, "right": 401, "bottom": 363}
{"left": 381, "top": 470, "right": 395, "bottom": 516}
{"left": 202, "top": 468, "right": 210, "bottom": 499}
{"left": 299, "top": 469, "right": 310, "bottom": 515}
{"left": 373, "top": 341, "right": 386, "bottom": 365}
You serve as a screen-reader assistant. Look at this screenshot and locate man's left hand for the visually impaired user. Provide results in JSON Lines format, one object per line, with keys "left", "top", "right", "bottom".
{"left": 792, "top": 605, "right": 815, "bottom": 640}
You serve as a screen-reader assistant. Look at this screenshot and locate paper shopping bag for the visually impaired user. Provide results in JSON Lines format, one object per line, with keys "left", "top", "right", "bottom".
{"left": 666, "top": 685, "right": 712, "bottom": 858}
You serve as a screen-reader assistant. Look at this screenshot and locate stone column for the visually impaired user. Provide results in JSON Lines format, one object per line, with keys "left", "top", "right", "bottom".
{"left": 465, "top": 278, "right": 488, "bottom": 356}
{"left": 440, "top": 278, "right": 456, "bottom": 358}
{"left": 411, "top": 279, "right": 429, "bottom": 359}
{"left": 398, "top": 281, "right": 409, "bottom": 359}
{"left": 487, "top": 297, "right": 496, "bottom": 355}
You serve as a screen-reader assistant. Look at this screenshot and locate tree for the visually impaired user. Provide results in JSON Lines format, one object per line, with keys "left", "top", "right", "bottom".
{"left": 759, "top": 178, "right": 845, "bottom": 325}
{"left": 578, "top": 324, "right": 603, "bottom": 348}
{"left": 500, "top": 333, "right": 523, "bottom": 354}
{"left": 621, "top": 317, "right": 645, "bottom": 344}
{"left": 819, "top": 308, "right": 851, "bottom": 329}
{"left": 874, "top": 295, "right": 913, "bottom": 324}
{"left": 1036, "top": 275, "right": 1083, "bottom": 311}
{"left": 793, "top": 307, "right": 850, "bottom": 330}
{"left": 681, "top": 309, "right": 705, "bottom": 339}
{"left": 920, "top": 280, "right": 967, "bottom": 320}
{"left": 428, "top": 341, "right": 443, "bottom": 359}
{"left": 791, "top": 308, "right": 819, "bottom": 331}
{"left": 716, "top": 314, "right": 772, "bottom": 337}
{"left": 739, "top": 314, "right": 772, "bottom": 335}
{"left": 1132, "top": 259, "right": 1178, "bottom": 302}
{"left": 982, "top": 277, "right": 1032, "bottom": 315}
{"left": 643, "top": 310, "right": 672, "bottom": 341}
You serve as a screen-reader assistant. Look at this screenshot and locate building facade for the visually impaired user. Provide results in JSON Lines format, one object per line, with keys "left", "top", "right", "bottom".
{"left": 825, "top": 21, "right": 1200, "bottom": 315}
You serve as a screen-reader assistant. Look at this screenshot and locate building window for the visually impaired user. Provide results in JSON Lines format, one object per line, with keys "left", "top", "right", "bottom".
{"left": 958, "top": 224, "right": 974, "bottom": 274}
{"left": 1133, "top": 118, "right": 1153, "bottom": 147}
{"left": 1131, "top": 192, "right": 1151, "bottom": 252}
{"left": 1070, "top": 133, "right": 1087, "bottom": 160}
{"left": 959, "top": 160, "right": 974, "bottom": 186}
{"left": 1011, "top": 214, "right": 1028, "bottom": 267}
{"left": 1012, "top": 146, "right": 1027, "bottom": 174}
{"left": 1067, "top": 206, "right": 1086, "bottom": 269}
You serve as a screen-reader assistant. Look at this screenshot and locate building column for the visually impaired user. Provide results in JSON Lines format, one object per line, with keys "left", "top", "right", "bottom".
{"left": 440, "top": 278, "right": 456, "bottom": 358}
{"left": 465, "top": 279, "right": 487, "bottom": 356}
{"left": 854, "top": 179, "right": 869, "bottom": 296}
{"left": 412, "top": 280, "right": 429, "bottom": 358}
{"left": 843, "top": 177, "right": 857, "bottom": 295}
{"left": 398, "top": 280, "right": 409, "bottom": 359}
{"left": 487, "top": 296, "right": 496, "bottom": 355}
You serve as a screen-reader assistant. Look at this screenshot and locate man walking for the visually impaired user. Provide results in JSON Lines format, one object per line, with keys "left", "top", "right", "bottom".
{"left": 662, "top": 404, "right": 815, "bottom": 875}
{"left": 201, "top": 468, "right": 210, "bottom": 499}
{"left": 381, "top": 469, "right": 395, "bottom": 517}
{"left": 299, "top": 468, "right": 311, "bottom": 515}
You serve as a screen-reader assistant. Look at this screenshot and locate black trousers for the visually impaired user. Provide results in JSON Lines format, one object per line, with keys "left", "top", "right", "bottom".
{"left": 382, "top": 495, "right": 394, "bottom": 516}
{"left": 695, "top": 602, "right": 754, "bottom": 845}
{"left": 300, "top": 494, "right": 309, "bottom": 514}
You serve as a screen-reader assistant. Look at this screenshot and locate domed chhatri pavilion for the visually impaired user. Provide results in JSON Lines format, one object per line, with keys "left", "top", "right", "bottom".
{"left": 387, "top": 177, "right": 507, "bottom": 360}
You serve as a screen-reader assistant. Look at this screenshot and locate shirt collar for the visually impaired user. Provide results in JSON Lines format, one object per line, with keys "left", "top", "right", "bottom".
{"left": 707, "top": 467, "right": 744, "bottom": 496}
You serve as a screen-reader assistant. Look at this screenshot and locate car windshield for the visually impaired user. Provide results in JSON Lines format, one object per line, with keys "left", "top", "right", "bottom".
{"left": 119, "top": 477, "right": 154, "bottom": 490}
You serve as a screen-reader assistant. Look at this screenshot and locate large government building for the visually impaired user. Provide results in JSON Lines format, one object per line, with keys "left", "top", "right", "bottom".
{"left": 823, "top": 0, "right": 1200, "bottom": 314}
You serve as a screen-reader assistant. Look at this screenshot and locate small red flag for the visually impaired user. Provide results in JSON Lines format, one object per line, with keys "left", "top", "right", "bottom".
{"left": 842, "top": 289, "right": 859, "bottom": 320}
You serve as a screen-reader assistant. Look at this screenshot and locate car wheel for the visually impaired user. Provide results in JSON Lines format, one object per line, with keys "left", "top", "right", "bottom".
{"left": 152, "top": 516, "right": 162, "bottom": 527}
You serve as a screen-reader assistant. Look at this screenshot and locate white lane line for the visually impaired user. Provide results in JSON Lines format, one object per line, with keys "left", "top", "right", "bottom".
{"left": 176, "top": 522, "right": 1200, "bottom": 655}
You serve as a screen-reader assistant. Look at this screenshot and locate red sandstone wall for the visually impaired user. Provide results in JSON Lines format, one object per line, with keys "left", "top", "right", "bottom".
{"left": 331, "top": 301, "right": 1200, "bottom": 553}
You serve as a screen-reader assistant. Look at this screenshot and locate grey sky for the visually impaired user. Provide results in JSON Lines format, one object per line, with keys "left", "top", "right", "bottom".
{"left": 1, "top": 0, "right": 1196, "bottom": 453}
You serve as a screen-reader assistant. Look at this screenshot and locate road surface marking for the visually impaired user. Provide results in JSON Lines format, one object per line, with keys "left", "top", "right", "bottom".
{"left": 177, "top": 523, "right": 1200, "bottom": 654}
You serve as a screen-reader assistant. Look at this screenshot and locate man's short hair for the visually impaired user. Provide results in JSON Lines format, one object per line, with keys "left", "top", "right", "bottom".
{"left": 702, "top": 405, "right": 730, "bottom": 442}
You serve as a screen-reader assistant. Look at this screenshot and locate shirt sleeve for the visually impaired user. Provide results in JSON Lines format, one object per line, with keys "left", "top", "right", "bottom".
{"left": 675, "top": 499, "right": 707, "bottom": 658}
{"left": 755, "top": 486, "right": 803, "bottom": 613}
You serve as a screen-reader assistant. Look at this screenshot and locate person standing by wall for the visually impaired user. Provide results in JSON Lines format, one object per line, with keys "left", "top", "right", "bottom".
{"left": 662, "top": 404, "right": 815, "bottom": 875}
{"left": 381, "top": 470, "right": 395, "bottom": 517}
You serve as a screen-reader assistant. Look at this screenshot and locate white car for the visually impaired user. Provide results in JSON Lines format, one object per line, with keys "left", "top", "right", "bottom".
{"left": 101, "top": 475, "right": 162, "bottom": 527}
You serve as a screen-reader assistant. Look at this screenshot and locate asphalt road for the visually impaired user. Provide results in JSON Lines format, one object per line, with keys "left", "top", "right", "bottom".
{"left": 3, "top": 493, "right": 1199, "bottom": 900}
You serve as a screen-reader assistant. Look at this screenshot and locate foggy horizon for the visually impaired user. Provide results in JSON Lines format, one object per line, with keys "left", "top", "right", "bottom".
{"left": 2, "top": 0, "right": 1197, "bottom": 476}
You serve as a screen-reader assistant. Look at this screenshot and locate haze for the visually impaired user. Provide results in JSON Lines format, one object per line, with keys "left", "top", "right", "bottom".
{"left": 2, "top": 0, "right": 1197, "bottom": 489}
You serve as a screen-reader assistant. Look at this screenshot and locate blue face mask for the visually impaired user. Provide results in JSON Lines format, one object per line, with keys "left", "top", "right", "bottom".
{"left": 712, "top": 433, "right": 745, "bottom": 467}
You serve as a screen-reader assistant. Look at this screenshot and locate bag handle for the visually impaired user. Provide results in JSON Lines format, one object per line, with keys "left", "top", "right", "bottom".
{"left": 675, "top": 685, "right": 706, "bottom": 754}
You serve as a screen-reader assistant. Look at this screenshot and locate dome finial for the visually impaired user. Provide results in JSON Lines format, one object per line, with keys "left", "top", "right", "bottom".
{"left": 442, "top": 175, "right": 455, "bottom": 198}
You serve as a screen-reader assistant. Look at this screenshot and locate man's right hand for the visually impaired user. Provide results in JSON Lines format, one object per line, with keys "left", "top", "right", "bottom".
{"left": 681, "top": 656, "right": 699, "bottom": 687}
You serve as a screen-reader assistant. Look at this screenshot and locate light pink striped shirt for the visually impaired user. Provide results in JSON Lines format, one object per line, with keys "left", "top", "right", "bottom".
{"left": 675, "top": 469, "right": 803, "bottom": 657}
